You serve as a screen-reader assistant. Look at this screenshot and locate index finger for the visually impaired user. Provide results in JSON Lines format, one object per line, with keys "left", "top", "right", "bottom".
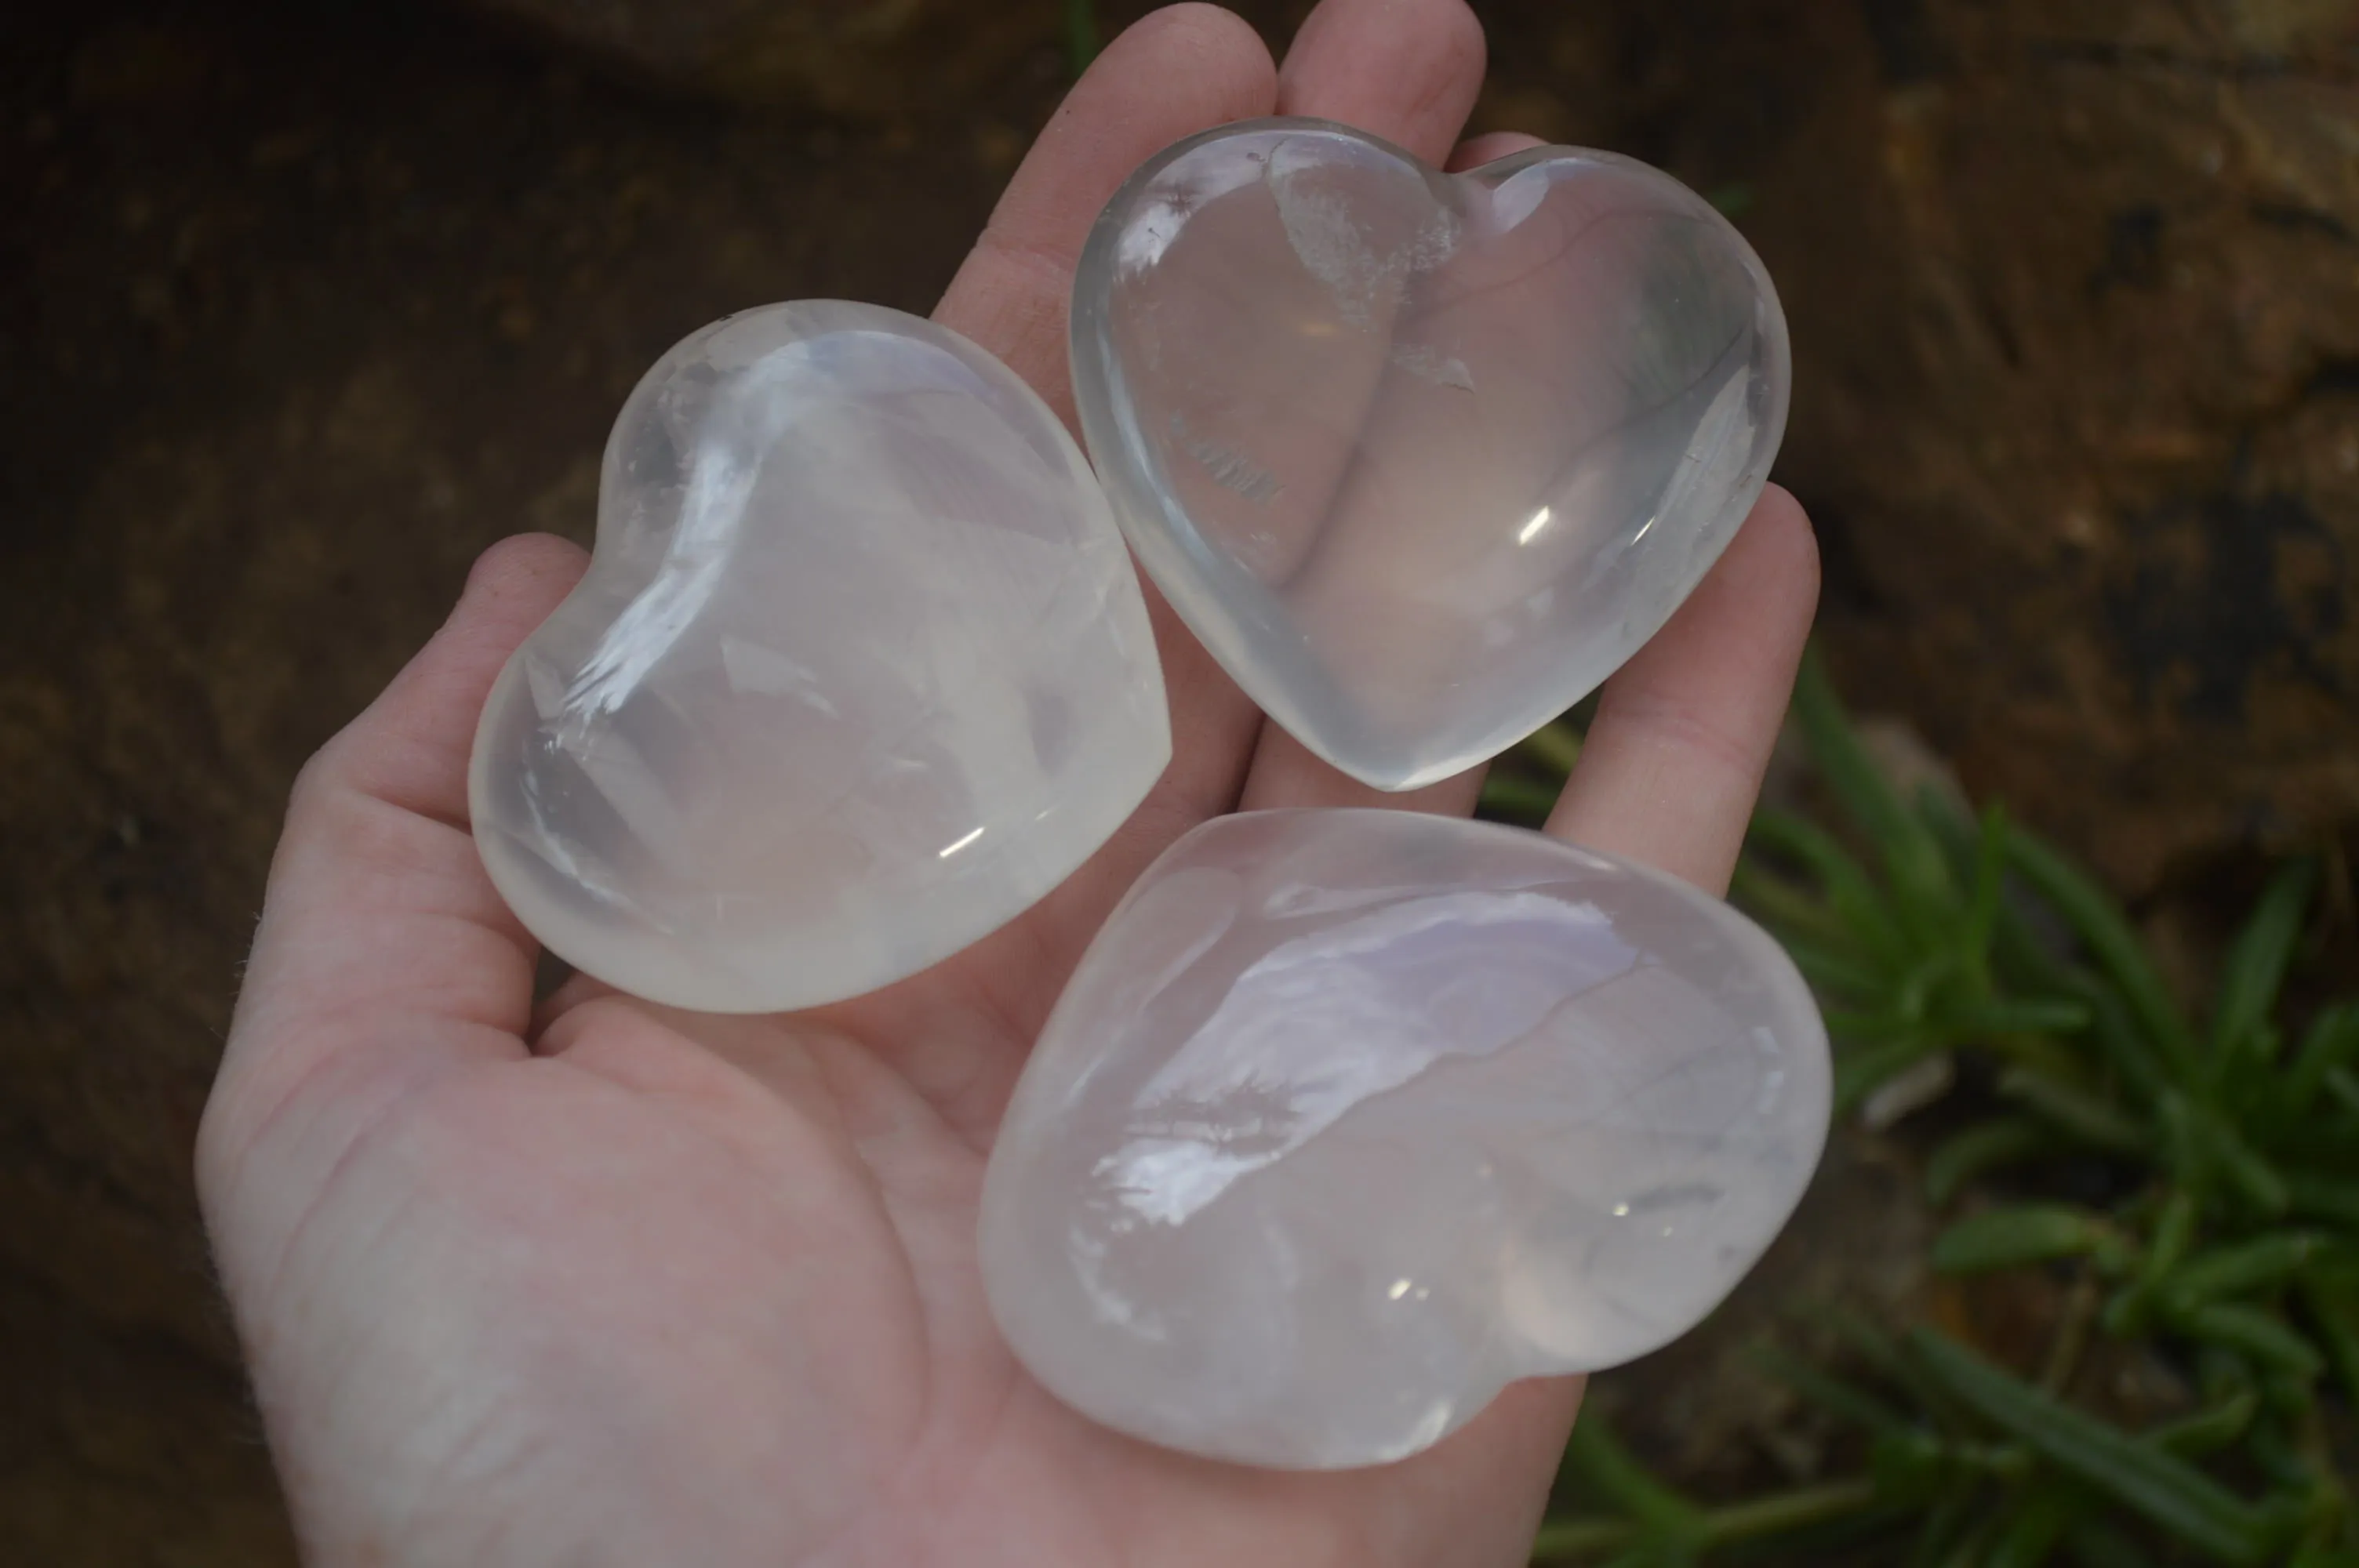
{"left": 929, "top": 8, "right": 1286, "bottom": 993}
{"left": 933, "top": 5, "right": 1278, "bottom": 426}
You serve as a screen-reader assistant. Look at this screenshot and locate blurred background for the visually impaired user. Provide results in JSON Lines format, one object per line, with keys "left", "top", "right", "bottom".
{"left": 1, "top": 0, "right": 2353, "bottom": 1560}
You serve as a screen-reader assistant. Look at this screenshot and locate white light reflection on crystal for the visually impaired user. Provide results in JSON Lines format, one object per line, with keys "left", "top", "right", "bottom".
{"left": 1092, "top": 891, "right": 1637, "bottom": 1228}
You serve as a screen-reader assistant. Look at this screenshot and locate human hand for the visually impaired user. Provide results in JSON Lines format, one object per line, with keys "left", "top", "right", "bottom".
{"left": 196, "top": 2, "right": 1819, "bottom": 1563}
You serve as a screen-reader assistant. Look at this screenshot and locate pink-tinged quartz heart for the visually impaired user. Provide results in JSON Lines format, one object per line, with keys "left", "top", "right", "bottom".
{"left": 980, "top": 809, "right": 1830, "bottom": 1468}
{"left": 1072, "top": 119, "right": 1790, "bottom": 789}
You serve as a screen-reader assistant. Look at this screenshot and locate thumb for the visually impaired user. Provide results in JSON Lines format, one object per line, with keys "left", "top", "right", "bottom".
{"left": 198, "top": 533, "right": 586, "bottom": 1271}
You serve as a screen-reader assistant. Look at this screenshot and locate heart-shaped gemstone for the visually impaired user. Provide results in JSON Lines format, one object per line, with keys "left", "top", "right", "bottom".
{"left": 980, "top": 809, "right": 1829, "bottom": 1468}
{"left": 469, "top": 302, "right": 1169, "bottom": 1013}
{"left": 1072, "top": 121, "right": 1790, "bottom": 789}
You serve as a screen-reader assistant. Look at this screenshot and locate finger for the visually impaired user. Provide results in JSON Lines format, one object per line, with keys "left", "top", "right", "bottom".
{"left": 941, "top": 4, "right": 1278, "bottom": 834}
{"left": 1227, "top": 0, "right": 1491, "bottom": 815}
{"left": 1546, "top": 486, "right": 1821, "bottom": 894}
{"left": 203, "top": 535, "right": 587, "bottom": 1163}
{"left": 1227, "top": 124, "right": 1534, "bottom": 819}
{"left": 934, "top": 4, "right": 1278, "bottom": 428}
{"left": 895, "top": 9, "right": 1284, "bottom": 1034}
{"left": 1448, "top": 130, "right": 1545, "bottom": 171}
{"left": 1276, "top": 0, "right": 1488, "bottom": 166}
{"left": 1428, "top": 493, "right": 1814, "bottom": 1494}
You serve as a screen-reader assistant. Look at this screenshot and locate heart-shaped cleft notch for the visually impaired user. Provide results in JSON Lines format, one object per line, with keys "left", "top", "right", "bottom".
{"left": 470, "top": 301, "right": 1170, "bottom": 1014}
{"left": 1072, "top": 118, "right": 1790, "bottom": 790}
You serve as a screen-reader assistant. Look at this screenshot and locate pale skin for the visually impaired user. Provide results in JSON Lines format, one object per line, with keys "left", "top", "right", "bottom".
{"left": 194, "top": 2, "right": 1821, "bottom": 1562}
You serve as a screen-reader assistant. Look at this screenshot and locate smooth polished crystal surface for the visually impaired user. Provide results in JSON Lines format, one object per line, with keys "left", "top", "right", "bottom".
{"left": 1073, "top": 121, "right": 1790, "bottom": 790}
{"left": 980, "top": 810, "right": 1829, "bottom": 1469}
{"left": 469, "top": 301, "right": 1169, "bottom": 1013}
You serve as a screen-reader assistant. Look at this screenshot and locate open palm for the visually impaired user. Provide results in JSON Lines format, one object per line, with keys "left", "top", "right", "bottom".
{"left": 196, "top": 3, "right": 1820, "bottom": 1563}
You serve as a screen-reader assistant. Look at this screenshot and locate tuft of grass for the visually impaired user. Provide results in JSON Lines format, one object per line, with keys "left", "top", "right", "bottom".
{"left": 1502, "top": 650, "right": 2357, "bottom": 1565}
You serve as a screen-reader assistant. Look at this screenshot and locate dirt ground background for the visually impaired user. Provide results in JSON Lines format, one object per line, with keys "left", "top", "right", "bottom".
{"left": 2, "top": 0, "right": 2353, "bottom": 1559}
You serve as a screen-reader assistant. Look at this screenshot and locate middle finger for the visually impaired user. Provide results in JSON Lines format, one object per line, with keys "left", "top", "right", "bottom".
{"left": 1235, "top": 0, "right": 1495, "bottom": 813}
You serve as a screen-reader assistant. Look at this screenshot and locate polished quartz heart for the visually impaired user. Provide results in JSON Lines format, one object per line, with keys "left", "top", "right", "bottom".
{"left": 1072, "top": 121, "right": 1790, "bottom": 789}
{"left": 469, "top": 301, "right": 1169, "bottom": 1013}
{"left": 980, "top": 809, "right": 1830, "bottom": 1468}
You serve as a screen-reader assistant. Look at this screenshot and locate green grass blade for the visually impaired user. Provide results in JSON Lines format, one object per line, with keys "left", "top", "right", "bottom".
{"left": 1480, "top": 772, "right": 1561, "bottom": 824}
{"left": 2210, "top": 860, "right": 2317, "bottom": 1061}
{"left": 1929, "top": 1519, "right": 2001, "bottom": 1568}
{"left": 1790, "top": 647, "right": 1914, "bottom": 857}
{"left": 2065, "top": 1515, "right": 2161, "bottom": 1568}
{"left": 2286, "top": 1548, "right": 2359, "bottom": 1568}
{"left": 2068, "top": 982, "right": 2172, "bottom": 1105}
{"left": 2147, "top": 1388, "right": 2259, "bottom": 1457}
{"left": 2287, "top": 1005, "right": 2359, "bottom": 1115}
{"left": 1730, "top": 852, "right": 1838, "bottom": 929}
{"left": 2202, "top": 1114, "right": 2293, "bottom": 1216}
{"left": 2286, "top": 1175, "right": 2359, "bottom": 1231}
{"left": 2003, "top": 832, "right": 2198, "bottom": 1076}
{"left": 1906, "top": 1329, "right": 2278, "bottom": 1563}
{"left": 2296, "top": 1269, "right": 2359, "bottom": 1409}
{"left": 1843, "top": 1318, "right": 1976, "bottom": 1434}
{"left": 1748, "top": 810, "right": 1914, "bottom": 967}
{"left": 1932, "top": 1205, "right": 2114, "bottom": 1274}
{"left": 1836, "top": 1034, "right": 1944, "bottom": 1112}
{"left": 1998, "top": 1067, "right": 2147, "bottom": 1155}
{"left": 2105, "top": 1188, "right": 2200, "bottom": 1336}
{"left": 2162, "top": 1233, "right": 2328, "bottom": 1309}
{"left": 1061, "top": 0, "right": 1100, "bottom": 73}
{"left": 1983, "top": 1480, "right": 2077, "bottom": 1568}
{"left": 1904, "top": 1489, "right": 1988, "bottom": 1568}
{"left": 1597, "top": 1543, "right": 1692, "bottom": 1568}
{"left": 1926, "top": 1118, "right": 2060, "bottom": 1206}
{"left": 1560, "top": 1418, "right": 1704, "bottom": 1537}
{"left": 1698, "top": 1479, "right": 1883, "bottom": 1547}
{"left": 1775, "top": 937, "right": 1892, "bottom": 1001}
{"left": 1520, "top": 720, "right": 1585, "bottom": 778}
{"left": 1917, "top": 780, "right": 1985, "bottom": 877}
{"left": 1951, "top": 997, "right": 2097, "bottom": 1036}
{"left": 1962, "top": 804, "right": 2008, "bottom": 983}
{"left": 1870, "top": 1431, "right": 1954, "bottom": 1505}
{"left": 1791, "top": 649, "right": 1960, "bottom": 946}
{"left": 1528, "top": 1515, "right": 1637, "bottom": 1563}
{"left": 1753, "top": 1345, "right": 1912, "bottom": 1436}
{"left": 2174, "top": 1303, "right": 2324, "bottom": 1380}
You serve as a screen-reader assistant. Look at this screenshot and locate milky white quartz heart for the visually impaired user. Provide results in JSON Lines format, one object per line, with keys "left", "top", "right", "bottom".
{"left": 980, "top": 809, "right": 1829, "bottom": 1468}
{"left": 468, "top": 301, "right": 1169, "bottom": 1013}
{"left": 1072, "top": 121, "right": 1790, "bottom": 790}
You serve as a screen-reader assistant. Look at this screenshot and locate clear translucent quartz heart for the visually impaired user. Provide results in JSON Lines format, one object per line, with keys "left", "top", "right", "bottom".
{"left": 1073, "top": 121, "right": 1790, "bottom": 790}
{"left": 469, "top": 301, "right": 1169, "bottom": 1013}
{"left": 980, "top": 810, "right": 1829, "bottom": 1468}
